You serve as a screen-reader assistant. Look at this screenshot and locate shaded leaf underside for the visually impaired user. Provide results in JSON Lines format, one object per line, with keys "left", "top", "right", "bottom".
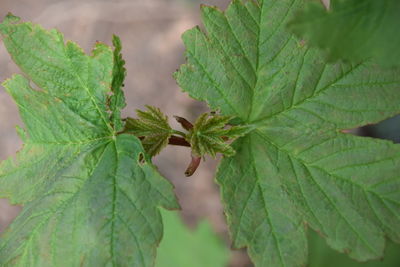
{"left": 175, "top": 0, "right": 400, "bottom": 266}
{"left": 0, "top": 15, "right": 178, "bottom": 267}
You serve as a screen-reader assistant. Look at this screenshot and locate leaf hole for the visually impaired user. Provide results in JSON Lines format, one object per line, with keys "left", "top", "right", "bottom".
{"left": 358, "top": 114, "right": 400, "bottom": 143}
{"left": 138, "top": 152, "right": 146, "bottom": 165}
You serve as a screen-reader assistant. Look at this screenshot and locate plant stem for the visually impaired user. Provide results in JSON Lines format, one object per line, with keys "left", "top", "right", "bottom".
{"left": 174, "top": 115, "right": 194, "bottom": 130}
{"left": 185, "top": 155, "right": 201, "bottom": 177}
{"left": 168, "top": 136, "right": 190, "bottom": 147}
{"left": 171, "top": 130, "right": 187, "bottom": 138}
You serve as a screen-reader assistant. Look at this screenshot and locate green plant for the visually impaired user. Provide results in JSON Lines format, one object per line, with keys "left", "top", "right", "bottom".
{"left": 288, "top": 0, "right": 400, "bottom": 67}
{"left": 156, "top": 210, "right": 230, "bottom": 267}
{"left": 0, "top": 0, "right": 399, "bottom": 266}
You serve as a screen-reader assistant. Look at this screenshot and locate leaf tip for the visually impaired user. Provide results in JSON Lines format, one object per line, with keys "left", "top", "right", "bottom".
{"left": 112, "top": 34, "right": 122, "bottom": 47}
{"left": 200, "top": 4, "right": 224, "bottom": 20}
{"left": 2, "top": 13, "right": 20, "bottom": 25}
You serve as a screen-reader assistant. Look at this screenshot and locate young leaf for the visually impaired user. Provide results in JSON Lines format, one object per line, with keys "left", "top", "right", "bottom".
{"left": 156, "top": 210, "right": 230, "bottom": 267}
{"left": 287, "top": 0, "right": 400, "bottom": 67}
{"left": 187, "top": 113, "right": 251, "bottom": 158}
{"left": 110, "top": 34, "right": 127, "bottom": 131}
{"left": 125, "top": 105, "right": 173, "bottom": 157}
{"left": 175, "top": 0, "right": 400, "bottom": 266}
{"left": 0, "top": 15, "right": 178, "bottom": 267}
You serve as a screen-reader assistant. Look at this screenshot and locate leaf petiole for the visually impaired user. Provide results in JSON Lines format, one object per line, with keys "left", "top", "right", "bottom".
{"left": 174, "top": 115, "right": 194, "bottom": 130}
{"left": 171, "top": 129, "right": 187, "bottom": 138}
{"left": 168, "top": 136, "right": 190, "bottom": 147}
{"left": 184, "top": 155, "right": 201, "bottom": 177}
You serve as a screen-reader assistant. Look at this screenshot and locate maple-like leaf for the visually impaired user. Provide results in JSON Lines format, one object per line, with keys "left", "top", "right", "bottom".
{"left": 187, "top": 113, "right": 251, "bottom": 157}
{"left": 287, "top": 0, "right": 400, "bottom": 67}
{"left": 125, "top": 105, "right": 173, "bottom": 157}
{"left": 307, "top": 231, "right": 400, "bottom": 267}
{"left": 175, "top": 0, "right": 400, "bottom": 266}
{"left": 0, "top": 14, "right": 178, "bottom": 267}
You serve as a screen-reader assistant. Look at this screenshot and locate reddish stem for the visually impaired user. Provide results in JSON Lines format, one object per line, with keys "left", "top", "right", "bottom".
{"left": 174, "top": 115, "right": 194, "bottom": 130}
{"left": 168, "top": 136, "right": 190, "bottom": 147}
{"left": 185, "top": 155, "right": 201, "bottom": 177}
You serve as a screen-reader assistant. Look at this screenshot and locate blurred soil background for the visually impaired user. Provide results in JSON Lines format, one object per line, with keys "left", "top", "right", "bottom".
{"left": 0, "top": 0, "right": 398, "bottom": 266}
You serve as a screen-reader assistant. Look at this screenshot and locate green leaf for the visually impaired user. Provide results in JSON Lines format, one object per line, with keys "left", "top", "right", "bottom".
{"left": 287, "top": 0, "right": 400, "bottom": 67}
{"left": 125, "top": 105, "right": 173, "bottom": 157}
{"left": 110, "top": 34, "right": 127, "bottom": 132}
{"left": 175, "top": 0, "right": 400, "bottom": 266}
{"left": 0, "top": 15, "right": 178, "bottom": 267}
{"left": 308, "top": 230, "right": 400, "bottom": 267}
{"left": 156, "top": 210, "right": 230, "bottom": 267}
{"left": 187, "top": 113, "right": 251, "bottom": 157}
